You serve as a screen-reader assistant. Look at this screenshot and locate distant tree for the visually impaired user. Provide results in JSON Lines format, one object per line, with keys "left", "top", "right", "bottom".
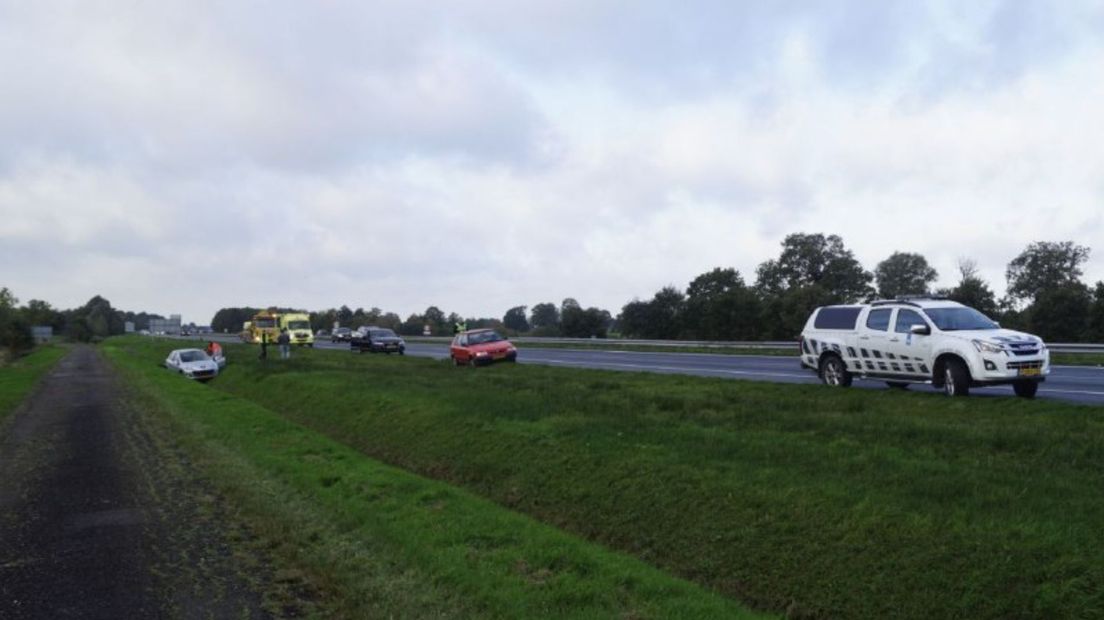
{"left": 757, "top": 285, "right": 838, "bottom": 340}
{"left": 399, "top": 313, "right": 424, "bottom": 336}
{"left": 938, "top": 259, "right": 999, "bottom": 318}
{"left": 309, "top": 309, "right": 336, "bottom": 332}
{"left": 753, "top": 234, "right": 873, "bottom": 339}
{"left": 70, "top": 295, "right": 124, "bottom": 339}
{"left": 561, "top": 305, "right": 611, "bottom": 338}
{"left": 529, "top": 302, "right": 560, "bottom": 335}
{"left": 1087, "top": 282, "right": 1104, "bottom": 342}
{"left": 1028, "top": 283, "right": 1093, "bottom": 342}
{"left": 211, "top": 307, "right": 259, "bottom": 333}
{"left": 423, "top": 306, "right": 447, "bottom": 335}
{"left": 755, "top": 233, "right": 874, "bottom": 302}
{"left": 617, "top": 299, "right": 650, "bottom": 339}
{"left": 467, "top": 317, "right": 506, "bottom": 331}
{"left": 336, "top": 305, "right": 353, "bottom": 326}
{"left": 21, "top": 299, "right": 65, "bottom": 331}
{"left": 503, "top": 306, "right": 529, "bottom": 333}
{"left": 874, "top": 252, "right": 938, "bottom": 299}
{"left": 618, "top": 287, "right": 684, "bottom": 339}
{"left": 683, "top": 268, "right": 762, "bottom": 340}
{"left": 379, "top": 312, "right": 403, "bottom": 332}
{"left": 0, "top": 288, "right": 33, "bottom": 355}
{"left": 1005, "top": 241, "right": 1091, "bottom": 305}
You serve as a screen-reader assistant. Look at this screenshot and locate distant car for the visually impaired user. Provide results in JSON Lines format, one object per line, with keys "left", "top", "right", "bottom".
{"left": 315, "top": 329, "right": 329, "bottom": 338}
{"left": 449, "top": 329, "right": 517, "bottom": 366}
{"left": 351, "top": 328, "right": 406, "bottom": 355}
{"left": 164, "top": 348, "right": 219, "bottom": 381}
{"left": 331, "top": 327, "right": 353, "bottom": 343}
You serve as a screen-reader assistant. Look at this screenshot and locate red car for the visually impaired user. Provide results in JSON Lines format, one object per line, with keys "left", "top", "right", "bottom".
{"left": 450, "top": 329, "right": 518, "bottom": 366}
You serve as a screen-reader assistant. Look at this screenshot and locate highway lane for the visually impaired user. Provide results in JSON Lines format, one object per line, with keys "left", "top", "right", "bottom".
{"left": 307, "top": 339, "right": 1104, "bottom": 406}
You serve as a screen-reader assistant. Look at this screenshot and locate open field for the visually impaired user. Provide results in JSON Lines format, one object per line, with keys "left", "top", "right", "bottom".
{"left": 120, "top": 336, "right": 1104, "bottom": 619}
{"left": 0, "top": 345, "right": 66, "bottom": 423}
{"left": 103, "top": 337, "right": 761, "bottom": 619}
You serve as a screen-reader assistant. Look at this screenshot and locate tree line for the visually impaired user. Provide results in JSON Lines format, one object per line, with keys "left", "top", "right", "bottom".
{"left": 615, "top": 234, "right": 1104, "bottom": 342}
{"left": 208, "top": 234, "right": 1104, "bottom": 344}
{"left": 0, "top": 290, "right": 163, "bottom": 359}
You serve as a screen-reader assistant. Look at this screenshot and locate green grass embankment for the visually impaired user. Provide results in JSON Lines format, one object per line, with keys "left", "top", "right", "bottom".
{"left": 104, "top": 337, "right": 762, "bottom": 620}
{"left": 0, "top": 345, "right": 66, "bottom": 424}
{"left": 1052, "top": 352, "right": 1104, "bottom": 366}
{"left": 169, "top": 339, "right": 1104, "bottom": 619}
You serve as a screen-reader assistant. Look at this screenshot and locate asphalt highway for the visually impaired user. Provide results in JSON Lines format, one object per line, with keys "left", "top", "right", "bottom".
{"left": 302, "top": 339, "right": 1104, "bottom": 406}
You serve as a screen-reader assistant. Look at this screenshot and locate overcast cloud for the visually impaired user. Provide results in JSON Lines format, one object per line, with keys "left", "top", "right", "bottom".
{"left": 2, "top": 1, "right": 1104, "bottom": 324}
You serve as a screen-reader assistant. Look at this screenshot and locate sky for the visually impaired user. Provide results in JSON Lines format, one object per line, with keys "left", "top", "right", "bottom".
{"left": 2, "top": 1, "right": 1104, "bottom": 325}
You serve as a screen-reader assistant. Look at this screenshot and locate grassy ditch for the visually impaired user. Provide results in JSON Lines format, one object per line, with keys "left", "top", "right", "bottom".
{"left": 0, "top": 345, "right": 66, "bottom": 424}
{"left": 154, "top": 337, "right": 1104, "bottom": 619}
{"left": 104, "top": 337, "right": 760, "bottom": 619}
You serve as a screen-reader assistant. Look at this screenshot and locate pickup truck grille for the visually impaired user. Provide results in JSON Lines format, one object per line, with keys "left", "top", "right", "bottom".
{"left": 1006, "top": 342, "right": 1041, "bottom": 356}
{"left": 1007, "top": 360, "right": 1043, "bottom": 370}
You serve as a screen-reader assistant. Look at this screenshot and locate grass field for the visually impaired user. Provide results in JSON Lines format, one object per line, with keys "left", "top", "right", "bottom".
{"left": 104, "top": 337, "right": 762, "bottom": 619}
{"left": 0, "top": 345, "right": 66, "bottom": 424}
{"left": 131, "top": 336, "right": 1104, "bottom": 619}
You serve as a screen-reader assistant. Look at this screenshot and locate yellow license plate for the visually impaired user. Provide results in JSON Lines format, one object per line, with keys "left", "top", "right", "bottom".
{"left": 1019, "top": 368, "right": 1041, "bottom": 377}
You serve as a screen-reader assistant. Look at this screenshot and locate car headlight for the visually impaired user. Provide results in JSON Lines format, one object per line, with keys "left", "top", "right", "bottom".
{"left": 972, "top": 340, "right": 1005, "bottom": 354}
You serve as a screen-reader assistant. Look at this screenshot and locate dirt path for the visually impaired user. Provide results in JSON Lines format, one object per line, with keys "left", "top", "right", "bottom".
{"left": 0, "top": 346, "right": 273, "bottom": 619}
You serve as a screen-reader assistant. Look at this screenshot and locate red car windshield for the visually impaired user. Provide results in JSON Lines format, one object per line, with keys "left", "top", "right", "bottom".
{"left": 467, "top": 331, "right": 504, "bottom": 345}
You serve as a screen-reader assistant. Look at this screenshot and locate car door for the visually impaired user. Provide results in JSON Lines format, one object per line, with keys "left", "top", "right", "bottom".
{"left": 858, "top": 307, "right": 894, "bottom": 374}
{"left": 886, "top": 308, "right": 933, "bottom": 377}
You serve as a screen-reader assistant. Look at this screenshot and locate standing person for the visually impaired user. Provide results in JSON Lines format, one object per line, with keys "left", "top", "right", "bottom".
{"left": 278, "top": 328, "right": 291, "bottom": 359}
{"left": 259, "top": 332, "right": 268, "bottom": 360}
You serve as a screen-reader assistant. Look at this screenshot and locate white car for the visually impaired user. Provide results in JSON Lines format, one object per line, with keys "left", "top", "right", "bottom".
{"left": 165, "top": 348, "right": 219, "bottom": 382}
{"left": 799, "top": 296, "right": 1049, "bottom": 398}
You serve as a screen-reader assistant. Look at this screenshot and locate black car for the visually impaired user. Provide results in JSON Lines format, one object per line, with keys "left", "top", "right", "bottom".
{"left": 350, "top": 328, "right": 406, "bottom": 354}
{"left": 331, "top": 327, "right": 353, "bottom": 343}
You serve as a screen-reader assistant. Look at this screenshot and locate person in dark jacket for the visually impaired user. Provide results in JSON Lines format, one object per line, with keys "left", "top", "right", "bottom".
{"left": 278, "top": 329, "right": 291, "bottom": 359}
{"left": 259, "top": 332, "right": 268, "bottom": 360}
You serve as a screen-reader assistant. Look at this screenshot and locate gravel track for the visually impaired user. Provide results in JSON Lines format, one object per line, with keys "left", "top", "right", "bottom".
{"left": 0, "top": 346, "right": 273, "bottom": 619}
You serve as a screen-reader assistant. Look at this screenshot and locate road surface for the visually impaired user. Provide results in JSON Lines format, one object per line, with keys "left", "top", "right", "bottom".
{"left": 200, "top": 335, "right": 1104, "bottom": 405}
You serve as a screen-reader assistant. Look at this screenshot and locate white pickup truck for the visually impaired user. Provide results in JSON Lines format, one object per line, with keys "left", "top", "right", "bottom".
{"left": 799, "top": 297, "right": 1049, "bottom": 398}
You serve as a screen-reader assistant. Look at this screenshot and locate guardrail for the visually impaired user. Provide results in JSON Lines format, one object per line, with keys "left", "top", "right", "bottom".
{"left": 404, "top": 336, "right": 796, "bottom": 349}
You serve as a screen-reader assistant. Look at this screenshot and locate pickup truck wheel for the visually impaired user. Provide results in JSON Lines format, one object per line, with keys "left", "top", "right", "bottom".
{"left": 819, "top": 355, "right": 852, "bottom": 387}
{"left": 943, "top": 359, "right": 970, "bottom": 397}
{"left": 1013, "top": 380, "right": 1039, "bottom": 399}
{"left": 886, "top": 381, "right": 909, "bottom": 389}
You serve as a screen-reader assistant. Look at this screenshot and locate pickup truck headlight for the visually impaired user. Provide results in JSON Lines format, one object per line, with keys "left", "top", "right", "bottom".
{"left": 972, "top": 340, "right": 1005, "bottom": 354}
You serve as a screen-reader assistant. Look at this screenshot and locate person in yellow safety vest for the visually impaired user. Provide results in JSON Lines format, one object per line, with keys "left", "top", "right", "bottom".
{"left": 453, "top": 320, "right": 467, "bottom": 335}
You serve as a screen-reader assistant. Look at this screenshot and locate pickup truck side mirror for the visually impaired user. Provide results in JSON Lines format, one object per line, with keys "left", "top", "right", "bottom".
{"left": 910, "top": 324, "right": 931, "bottom": 336}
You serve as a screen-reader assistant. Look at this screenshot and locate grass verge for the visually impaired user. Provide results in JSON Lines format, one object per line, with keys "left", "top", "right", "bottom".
{"left": 0, "top": 345, "right": 66, "bottom": 424}
{"left": 152, "top": 337, "right": 1104, "bottom": 619}
{"left": 1052, "top": 352, "right": 1104, "bottom": 366}
{"left": 104, "top": 337, "right": 761, "bottom": 619}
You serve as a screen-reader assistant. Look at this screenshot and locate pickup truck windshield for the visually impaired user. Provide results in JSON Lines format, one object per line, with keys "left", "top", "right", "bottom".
{"left": 923, "top": 307, "right": 998, "bottom": 331}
